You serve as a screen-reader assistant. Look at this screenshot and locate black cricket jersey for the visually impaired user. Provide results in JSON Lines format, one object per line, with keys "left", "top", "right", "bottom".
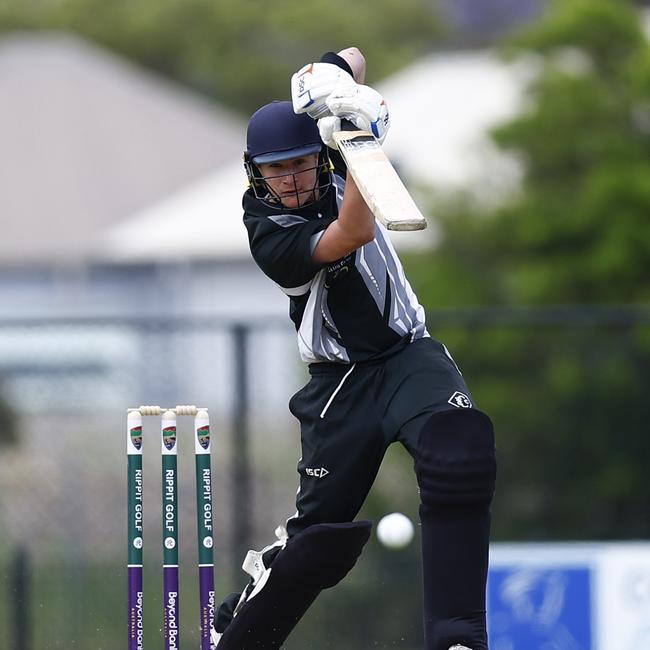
{"left": 243, "top": 150, "right": 428, "bottom": 364}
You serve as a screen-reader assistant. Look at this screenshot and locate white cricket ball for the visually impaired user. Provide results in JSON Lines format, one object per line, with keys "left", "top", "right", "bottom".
{"left": 377, "top": 512, "right": 414, "bottom": 549}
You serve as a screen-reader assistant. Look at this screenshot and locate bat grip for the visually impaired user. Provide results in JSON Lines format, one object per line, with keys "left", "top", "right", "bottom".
{"left": 339, "top": 118, "right": 360, "bottom": 132}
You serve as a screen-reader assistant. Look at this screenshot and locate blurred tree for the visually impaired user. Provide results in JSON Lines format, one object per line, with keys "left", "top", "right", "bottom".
{"left": 0, "top": 0, "right": 440, "bottom": 114}
{"left": 406, "top": 0, "right": 650, "bottom": 539}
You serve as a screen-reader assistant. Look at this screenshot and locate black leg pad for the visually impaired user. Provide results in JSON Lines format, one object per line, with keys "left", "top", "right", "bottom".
{"left": 415, "top": 410, "right": 495, "bottom": 649}
{"left": 415, "top": 408, "right": 496, "bottom": 509}
{"left": 217, "top": 520, "right": 371, "bottom": 649}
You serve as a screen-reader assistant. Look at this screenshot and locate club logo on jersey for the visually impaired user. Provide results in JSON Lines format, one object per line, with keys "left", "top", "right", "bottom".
{"left": 130, "top": 426, "right": 142, "bottom": 451}
{"left": 448, "top": 391, "right": 472, "bottom": 409}
{"left": 325, "top": 264, "right": 349, "bottom": 287}
{"left": 325, "top": 253, "right": 354, "bottom": 288}
{"left": 197, "top": 425, "right": 210, "bottom": 450}
{"left": 305, "top": 467, "right": 330, "bottom": 478}
{"left": 163, "top": 426, "right": 177, "bottom": 451}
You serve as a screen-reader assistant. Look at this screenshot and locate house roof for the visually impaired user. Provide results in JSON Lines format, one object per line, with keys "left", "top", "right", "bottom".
{"left": 0, "top": 32, "right": 246, "bottom": 266}
{"left": 1, "top": 34, "right": 529, "bottom": 266}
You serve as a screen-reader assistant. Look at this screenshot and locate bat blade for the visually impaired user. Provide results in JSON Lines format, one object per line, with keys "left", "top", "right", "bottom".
{"left": 332, "top": 130, "right": 427, "bottom": 231}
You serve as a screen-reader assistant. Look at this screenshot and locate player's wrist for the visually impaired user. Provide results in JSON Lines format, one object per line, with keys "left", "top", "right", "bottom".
{"left": 319, "top": 52, "right": 354, "bottom": 79}
{"left": 335, "top": 47, "right": 366, "bottom": 84}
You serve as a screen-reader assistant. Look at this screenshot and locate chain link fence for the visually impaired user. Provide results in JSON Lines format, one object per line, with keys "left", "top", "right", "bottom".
{"left": 0, "top": 308, "right": 648, "bottom": 648}
{"left": 0, "top": 316, "right": 308, "bottom": 649}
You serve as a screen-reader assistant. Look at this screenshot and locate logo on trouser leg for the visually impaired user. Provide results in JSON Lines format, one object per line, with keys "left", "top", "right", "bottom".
{"left": 448, "top": 391, "right": 472, "bottom": 408}
{"left": 305, "top": 467, "right": 330, "bottom": 478}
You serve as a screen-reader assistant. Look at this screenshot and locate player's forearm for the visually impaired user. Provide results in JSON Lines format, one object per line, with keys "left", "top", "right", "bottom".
{"left": 338, "top": 172, "right": 375, "bottom": 241}
{"left": 337, "top": 47, "right": 366, "bottom": 84}
{"left": 312, "top": 174, "right": 374, "bottom": 263}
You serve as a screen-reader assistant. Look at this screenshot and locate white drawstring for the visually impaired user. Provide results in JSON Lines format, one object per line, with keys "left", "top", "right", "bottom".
{"left": 319, "top": 363, "right": 356, "bottom": 419}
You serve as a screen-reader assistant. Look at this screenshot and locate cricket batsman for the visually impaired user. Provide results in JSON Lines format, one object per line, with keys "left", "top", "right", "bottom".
{"left": 212, "top": 47, "right": 496, "bottom": 650}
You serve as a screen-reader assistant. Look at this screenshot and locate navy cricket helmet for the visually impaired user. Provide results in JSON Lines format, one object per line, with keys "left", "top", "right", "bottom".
{"left": 246, "top": 100, "right": 322, "bottom": 163}
{"left": 244, "top": 100, "right": 331, "bottom": 208}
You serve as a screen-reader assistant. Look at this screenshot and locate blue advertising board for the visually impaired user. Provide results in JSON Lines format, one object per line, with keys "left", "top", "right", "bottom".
{"left": 487, "top": 542, "right": 650, "bottom": 650}
{"left": 488, "top": 565, "right": 592, "bottom": 649}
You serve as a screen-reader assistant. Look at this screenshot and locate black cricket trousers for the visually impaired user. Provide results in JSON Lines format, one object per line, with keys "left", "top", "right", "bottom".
{"left": 286, "top": 336, "right": 474, "bottom": 534}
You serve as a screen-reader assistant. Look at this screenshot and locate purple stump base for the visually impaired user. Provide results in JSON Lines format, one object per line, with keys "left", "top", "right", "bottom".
{"left": 163, "top": 566, "right": 180, "bottom": 649}
{"left": 128, "top": 567, "right": 144, "bottom": 650}
{"left": 199, "top": 565, "right": 216, "bottom": 650}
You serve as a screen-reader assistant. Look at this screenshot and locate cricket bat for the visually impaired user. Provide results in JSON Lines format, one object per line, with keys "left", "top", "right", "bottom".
{"left": 332, "top": 48, "right": 426, "bottom": 231}
{"left": 333, "top": 123, "right": 427, "bottom": 231}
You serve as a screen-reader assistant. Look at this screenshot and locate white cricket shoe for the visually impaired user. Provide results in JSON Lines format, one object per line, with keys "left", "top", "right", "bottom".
{"left": 448, "top": 646, "right": 472, "bottom": 650}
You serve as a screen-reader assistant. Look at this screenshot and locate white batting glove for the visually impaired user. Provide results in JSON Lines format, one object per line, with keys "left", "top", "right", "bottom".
{"left": 291, "top": 62, "right": 356, "bottom": 120}
{"left": 326, "top": 84, "right": 390, "bottom": 144}
{"left": 317, "top": 115, "right": 342, "bottom": 149}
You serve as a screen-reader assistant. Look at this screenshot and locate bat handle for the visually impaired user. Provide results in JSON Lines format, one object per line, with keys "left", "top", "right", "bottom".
{"left": 340, "top": 118, "right": 360, "bottom": 132}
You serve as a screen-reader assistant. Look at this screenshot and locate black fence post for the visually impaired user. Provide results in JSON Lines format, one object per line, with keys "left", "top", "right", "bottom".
{"left": 11, "top": 545, "right": 31, "bottom": 650}
{"left": 232, "top": 324, "right": 252, "bottom": 572}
